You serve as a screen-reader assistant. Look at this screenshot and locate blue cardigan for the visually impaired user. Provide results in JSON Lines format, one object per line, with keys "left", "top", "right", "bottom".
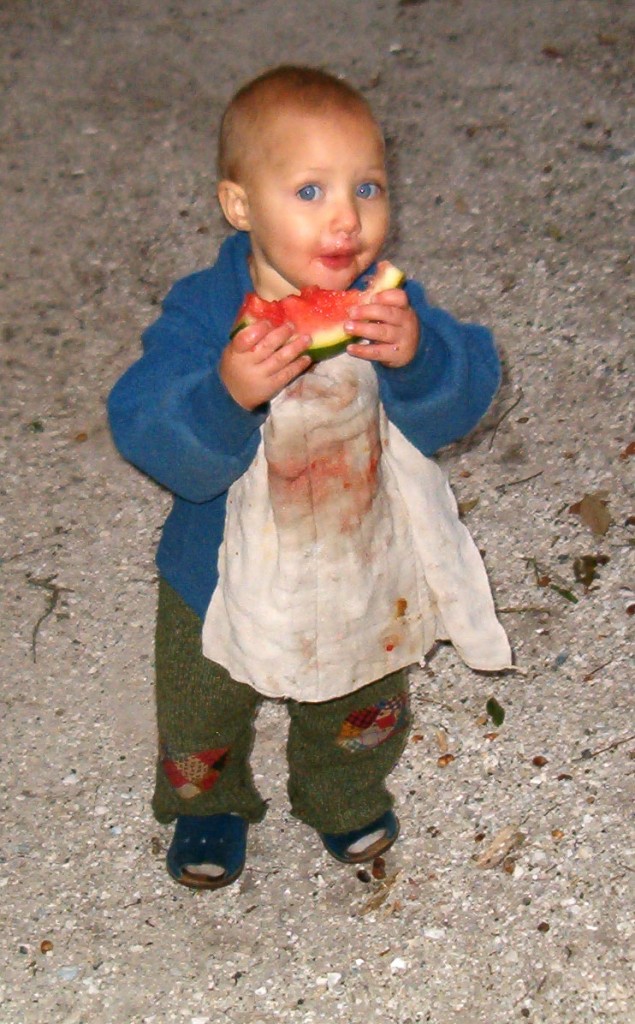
{"left": 108, "top": 231, "right": 500, "bottom": 619}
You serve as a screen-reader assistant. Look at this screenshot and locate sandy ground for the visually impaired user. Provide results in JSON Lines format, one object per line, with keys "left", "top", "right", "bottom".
{"left": 1, "top": 1, "right": 633, "bottom": 1022}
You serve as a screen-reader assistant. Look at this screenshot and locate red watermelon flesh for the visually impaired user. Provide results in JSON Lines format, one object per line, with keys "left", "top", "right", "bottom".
{"left": 231, "top": 261, "right": 405, "bottom": 361}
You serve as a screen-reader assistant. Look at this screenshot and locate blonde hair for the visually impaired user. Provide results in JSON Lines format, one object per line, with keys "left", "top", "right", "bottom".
{"left": 218, "top": 65, "right": 381, "bottom": 182}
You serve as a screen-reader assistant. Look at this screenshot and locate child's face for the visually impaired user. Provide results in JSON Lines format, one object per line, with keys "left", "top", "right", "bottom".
{"left": 221, "top": 108, "right": 389, "bottom": 300}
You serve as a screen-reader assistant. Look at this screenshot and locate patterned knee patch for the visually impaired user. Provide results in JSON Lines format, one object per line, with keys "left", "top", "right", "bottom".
{"left": 160, "top": 743, "right": 229, "bottom": 799}
{"left": 336, "top": 694, "right": 409, "bottom": 752}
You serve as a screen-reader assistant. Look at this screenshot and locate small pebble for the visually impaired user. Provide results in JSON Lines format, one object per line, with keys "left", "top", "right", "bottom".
{"left": 357, "top": 868, "right": 371, "bottom": 883}
{"left": 58, "top": 965, "right": 80, "bottom": 981}
{"left": 437, "top": 753, "right": 456, "bottom": 767}
{"left": 372, "top": 857, "right": 386, "bottom": 880}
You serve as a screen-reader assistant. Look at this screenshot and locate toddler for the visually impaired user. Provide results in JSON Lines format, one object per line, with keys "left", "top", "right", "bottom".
{"left": 108, "top": 65, "right": 511, "bottom": 890}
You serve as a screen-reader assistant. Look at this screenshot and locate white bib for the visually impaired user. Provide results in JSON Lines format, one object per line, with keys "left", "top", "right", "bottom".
{"left": 202, "top": 357, "right": 511, "bottom": 700}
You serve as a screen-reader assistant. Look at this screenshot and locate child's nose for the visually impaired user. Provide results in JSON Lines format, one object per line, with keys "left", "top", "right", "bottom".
{"left": 331, "top": 198, "right": 361, "bottom": 235}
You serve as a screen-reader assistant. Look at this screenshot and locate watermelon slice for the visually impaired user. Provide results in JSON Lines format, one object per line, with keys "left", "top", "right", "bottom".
{"left": 231, "top": 261, "right": 405, "bottom": 361}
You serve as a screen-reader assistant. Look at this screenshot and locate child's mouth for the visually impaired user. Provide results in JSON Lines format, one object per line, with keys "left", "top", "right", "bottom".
{"left": 319, "top": 252, "right": 357, "bottom": 271}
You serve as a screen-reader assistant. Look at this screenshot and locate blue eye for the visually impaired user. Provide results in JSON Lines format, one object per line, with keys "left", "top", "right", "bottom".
{"left": 356, "top": 182, "right": 381, "bottom": 199}
{"left": 297, "top": 184, "right": 323, "bottom": 201}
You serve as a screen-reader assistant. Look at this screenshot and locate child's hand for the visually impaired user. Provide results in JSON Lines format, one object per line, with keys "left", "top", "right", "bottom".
{"left": 220, "top": 321, "right": 312, "bottom": 410}
{"left": 344, "top": 290, "right": 420, "bottom": 368}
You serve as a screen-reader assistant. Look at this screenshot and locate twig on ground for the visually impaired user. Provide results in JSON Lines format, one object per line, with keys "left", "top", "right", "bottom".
{"left": 497, "top": 605, "right": 551, "bottom": 614}
{"left": 575, "top": 734, "right": 635, "bottom": 761}
{"left": 488, "top": 387, "right": 524, "bottom": 449}
{"left": 495, "top": 470, "right": 543, "bottom": 493}
{"left": 582, "top": 658, "right": 614, "bottom": 681}
{"left": 27, "top": 574, "right": 73, "bottom": 662}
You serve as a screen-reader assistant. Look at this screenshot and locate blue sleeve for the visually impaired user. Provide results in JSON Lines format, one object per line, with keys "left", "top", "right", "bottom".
{"left": 376, "top": 279, "right": 501, "bottom": 454}
{"left": 108, "top": 270, "right": 266, "bottom": 503}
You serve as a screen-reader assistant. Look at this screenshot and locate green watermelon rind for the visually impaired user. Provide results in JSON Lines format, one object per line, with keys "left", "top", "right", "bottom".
{"left": 309, "top": 333, "right": 355, "bottom": 361}
{"left": 230, "top": 263, "right": 406, "bottom": 360}
{"left": 229, "top": 316, "right": 255, "bottom": 340}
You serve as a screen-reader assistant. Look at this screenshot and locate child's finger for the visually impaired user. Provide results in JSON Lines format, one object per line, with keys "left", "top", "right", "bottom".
{"left": 347, "top": 340, "right": 396, "bottom": 363}
{"left": 347, "top": 321, "right": 397, "bottom": 345}
{"left": 345, "top": 302, "right": 404, "bottom": 327}
{"left": 266, "top": 350, "right": 313, "bottom": 390}
{"left": 230, "top": 319, "right": 274, "bottom": 352}
{"left": 373, "top": 288, "right": 409, "bottom": 306}
{"left": 250, "top": 322, "right": 298, "bottom": 361}
{"left": 260, "top": 332, "right": 311, "bottom": 369}
{"left": 356, "top": 289, "right": 408, "bottom": 312}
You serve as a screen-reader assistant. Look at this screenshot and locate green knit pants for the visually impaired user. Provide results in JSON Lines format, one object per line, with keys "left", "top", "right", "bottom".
{"left": 153, "top": 580, "right": 411, "bottom": 833}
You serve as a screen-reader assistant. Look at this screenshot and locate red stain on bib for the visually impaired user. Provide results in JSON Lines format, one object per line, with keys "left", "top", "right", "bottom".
{"left": 267, "top": 424, "right": 381, "bottom": 535}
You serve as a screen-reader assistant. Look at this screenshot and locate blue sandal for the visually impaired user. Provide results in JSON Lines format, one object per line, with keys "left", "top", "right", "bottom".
{"left": 319, "top": 810, "right": 400, "bottom": 864}
{"left": 166, "top": 813, "right": 248, "bottom": 890}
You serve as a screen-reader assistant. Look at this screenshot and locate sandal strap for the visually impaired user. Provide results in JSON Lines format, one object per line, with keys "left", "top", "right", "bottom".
{"left": 319, "top": 810, "right": 399, "bottom": 864}
{"left": 166, "top": 813, "right": 247, "bottom": 889}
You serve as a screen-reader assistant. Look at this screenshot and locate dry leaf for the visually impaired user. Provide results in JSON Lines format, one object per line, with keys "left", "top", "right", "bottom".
{"left": 474, "top": 825, "right": 525, "bottom": 868}
{"left": 545, "top": 222, "right": 564, "bottom": 241}
{"left": 437, "top": 753, "right": 456, "bottom": 768}
{"left": 360, "top": 888, "right": 392, "bottom": 914}
{"left": 436, "top": 729, "right": 449, "bottom": 753}
{"left": 573, "top": 553, "right": 609, "bottom": 588}
{"left": 569, "top": 492, "right": 612, "bottom": 536}
{"left": 619, "top": 441, "right": 635, "bottom": 460}
{"left": 542, "top": 45, "right": 566, "bottom": 59}
{"left": 359, "top": 871, "right": 401, "bottom": 915}
{"left": 458, "top": 497, "right": 479, "bottom": 516}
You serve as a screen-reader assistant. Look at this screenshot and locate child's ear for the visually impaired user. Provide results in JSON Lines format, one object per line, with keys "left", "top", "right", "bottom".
{"left": 217, "top": 180, "right": 251, "bottom": 231}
